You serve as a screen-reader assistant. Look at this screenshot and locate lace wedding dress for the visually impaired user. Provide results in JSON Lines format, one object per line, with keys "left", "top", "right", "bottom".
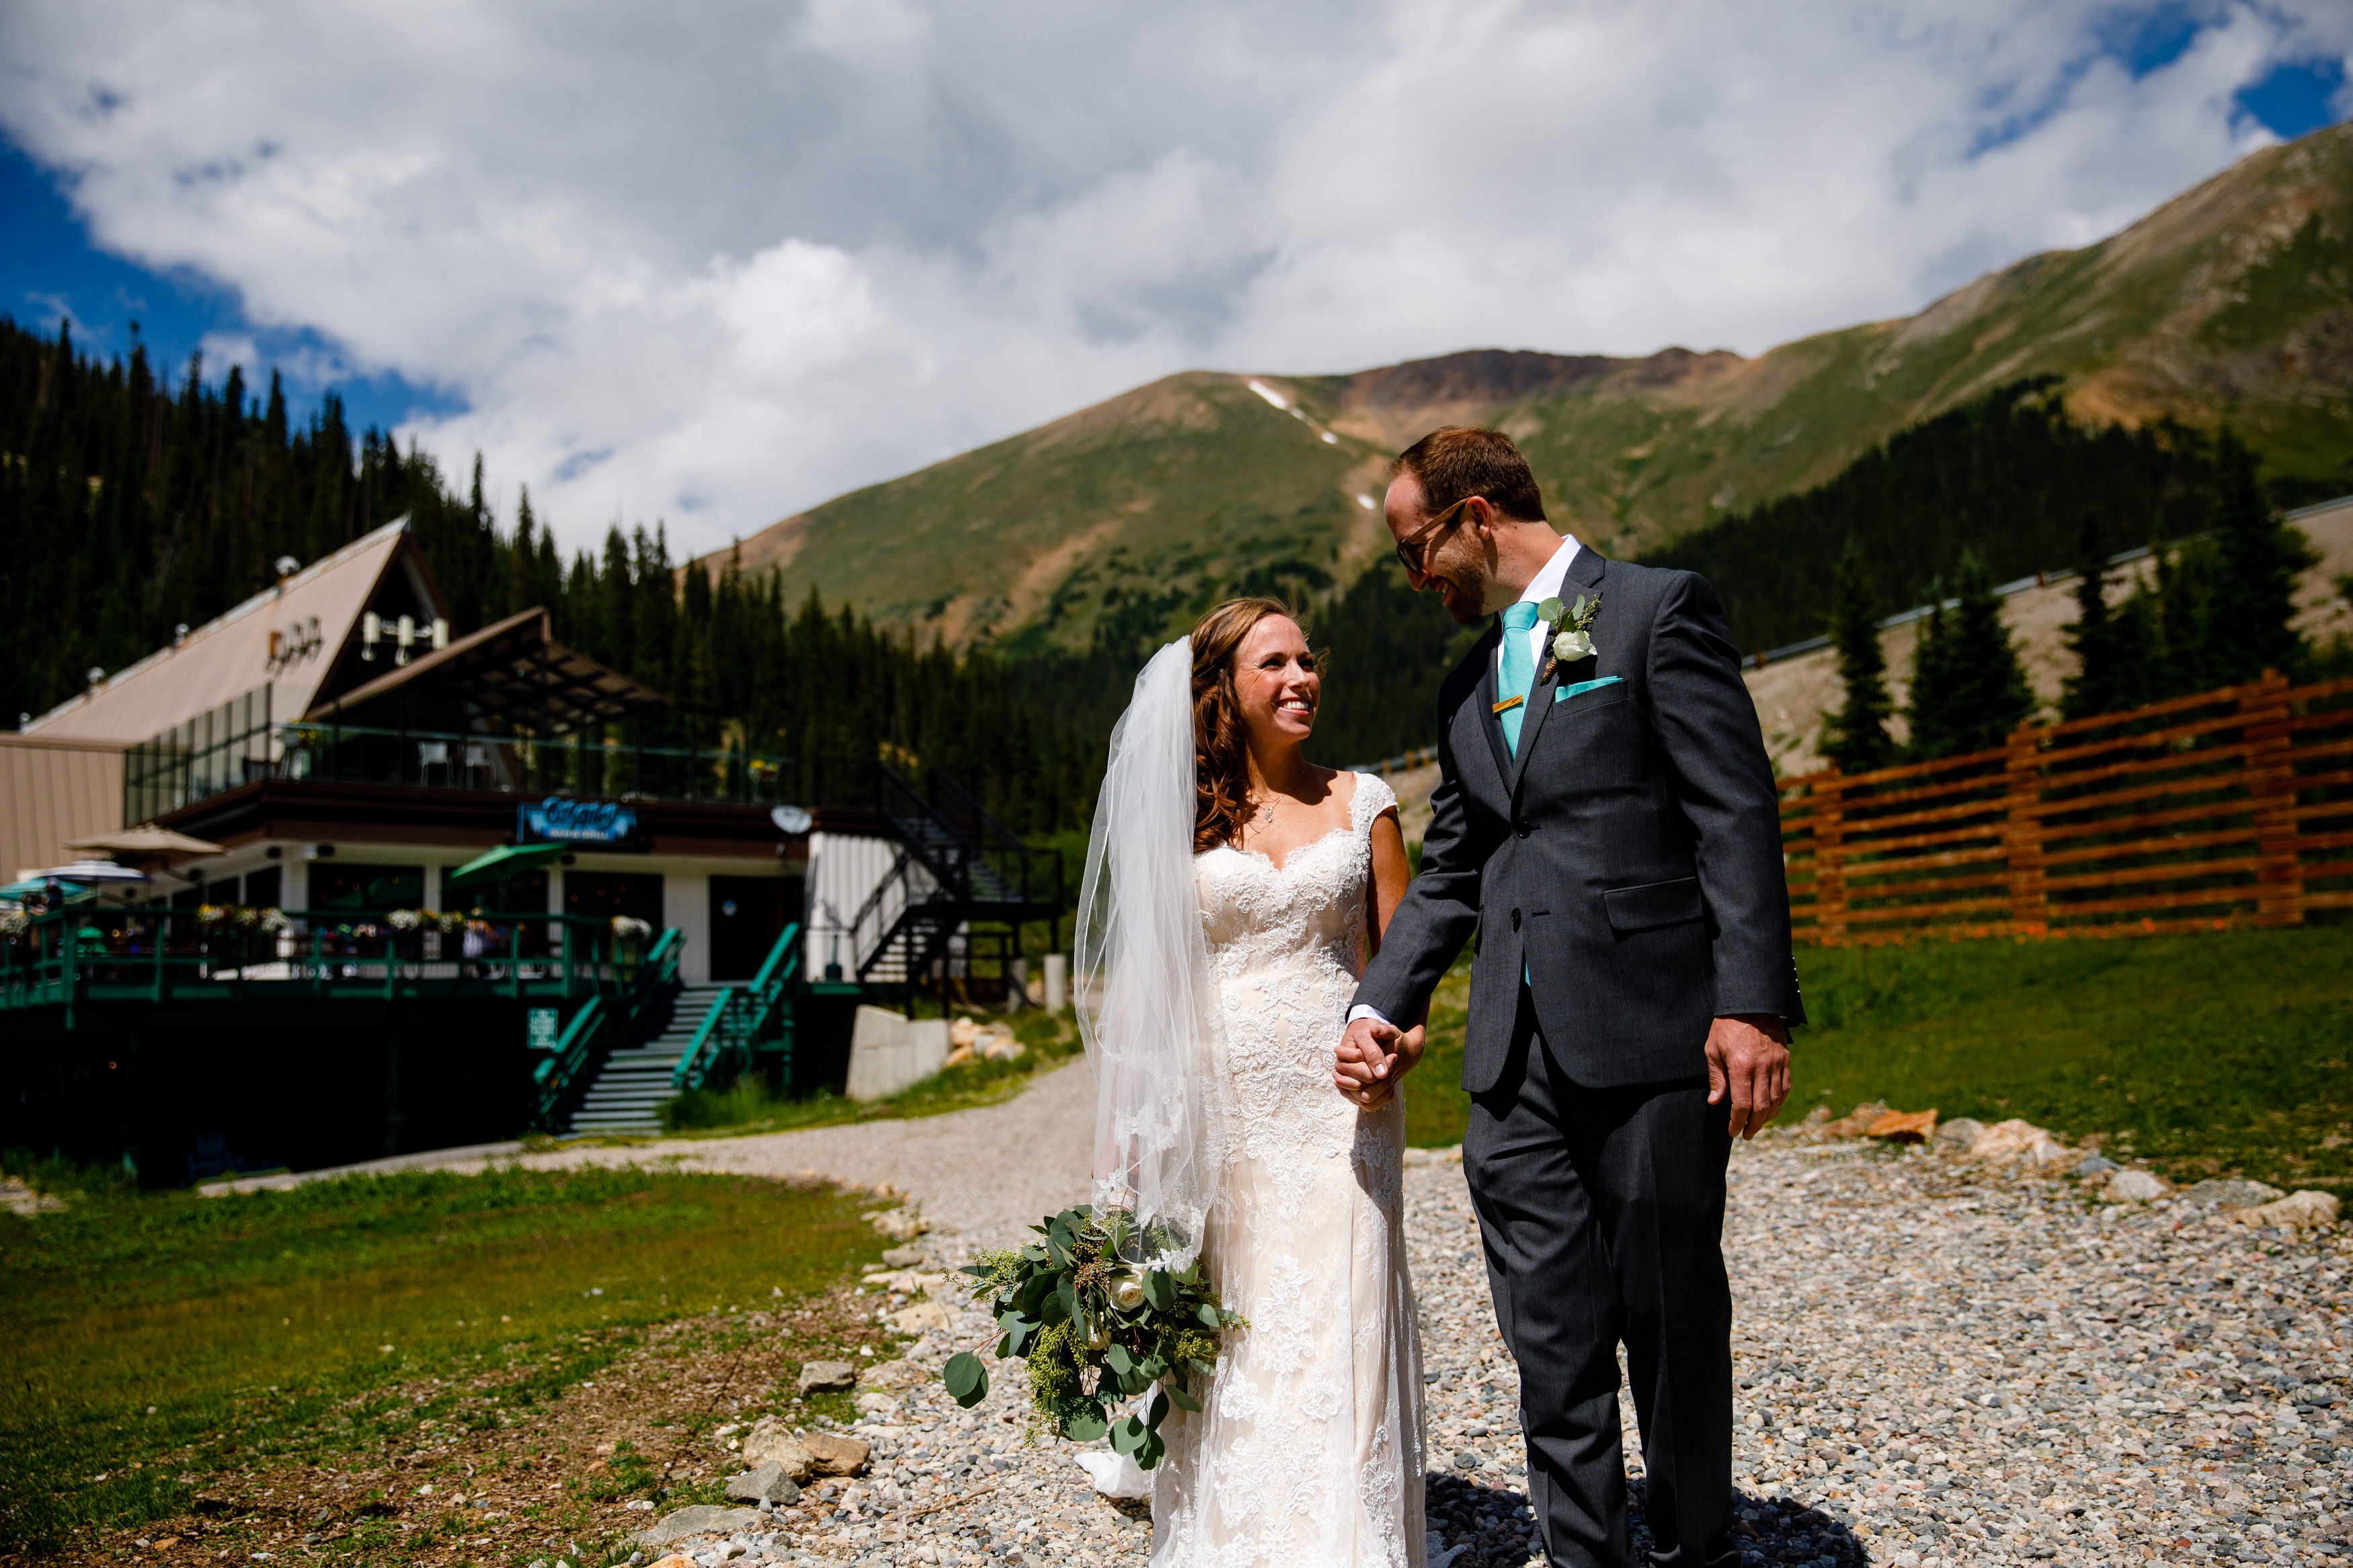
{"left": 1151, "top": 772, "right": 1427, "bottom": 1567}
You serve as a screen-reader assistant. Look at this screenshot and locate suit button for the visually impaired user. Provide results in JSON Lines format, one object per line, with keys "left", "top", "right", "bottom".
{"left": 1515, "top": 821, "right": 1531, "bottom": 839}
{"left": 1510, "top": 908, "right": 1522, "bottom": 931}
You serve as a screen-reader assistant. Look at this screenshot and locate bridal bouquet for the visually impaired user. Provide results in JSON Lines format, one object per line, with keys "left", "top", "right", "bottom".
{"left": 940, "top": 1206, "right": 1242, "bottom": 1469}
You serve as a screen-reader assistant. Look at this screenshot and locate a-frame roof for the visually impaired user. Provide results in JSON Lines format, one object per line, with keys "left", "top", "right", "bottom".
{"left": 21, "top": 518, "right": 444, "bottom": 743}
{"left": 309, "top": 608, "right": 669, "bottom": 733}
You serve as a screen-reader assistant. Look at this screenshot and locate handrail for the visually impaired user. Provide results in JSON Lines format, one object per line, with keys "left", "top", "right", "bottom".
{"left": 672, "top": 989, "right": 736, "bottom": 1092}
{"left": 530, "top": 924, "right": 685, "bottom": 1128}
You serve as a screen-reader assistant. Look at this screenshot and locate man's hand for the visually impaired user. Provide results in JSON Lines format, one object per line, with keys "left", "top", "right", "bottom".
{"left": 1335, "top": 1017, "right": 1426, "bottom": 1111}
{"left": 1705, "top": 1013, "right": 1792, "bottom": 1139}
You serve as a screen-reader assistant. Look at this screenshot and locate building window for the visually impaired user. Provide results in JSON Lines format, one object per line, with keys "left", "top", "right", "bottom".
{"left": 563, "top": 872, "right": 664, "bottom": 929}
{"left": 310, "top": 864, "right": 425, "bottom": 911}
{"left": 464, "top": 870, "right": 547, "bottom": 917}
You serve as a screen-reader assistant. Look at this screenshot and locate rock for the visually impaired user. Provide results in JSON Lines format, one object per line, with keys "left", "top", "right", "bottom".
{"left": 855, "top": 1391, "right": 900, "bottom": 1414}
{"left": 723, "top": 1462, "right": 801, "bottom": 1507}
{"left": 1819, "top": 1101, "right": 1888, "bottom": 1138}
{"left": 2108, "top": 1169, "right": 2171, "bottom": 1202}
{"left": 2234, "top": 1190, "right": 2341, "bottom": 1229}
{"left": 892, "top": 1300, "right": 953, "bottom": 1333}
{"left": 865, "top": 1208, "right": 931, "bottom": 1240}
{"left": 1933, "top": 1116, "right": 1985, "bottom": 1153}
{"left": 796, "top": 1359, "right": 858, "bottom": 1395}
{"left": 2178, "top": 1178, "right": 2287, "bottom": 1211}
{"left": 981, "top": 1031, "right": 1025, "bottom": 1062}
{"left": 862, "top": 1358, "right": 930, "bottom": 1391}
{"left": 646, "top": 1557, "right": 696, "bottom": 1568}
{"left": 2075, "top": 1153, "right": 2120, "bottom": 1178}
{"left": 1967, "top": 1118, "right": 2069, "bottom": 1167}
{"left": 1866, "top": 1108, "right": 1938, "bottom": 1143}
{"left": 1794, "top": 1105, "right": 1835, "bottom": 1137}
{"left": 0, "top": 1176, "right": 68, "bottom": 1215}
{"left": 739, "top": 1418, "right": 816, "bottom": 1482}
{"left": 635, "top": 1505, "right": 760, "bottom": 1549}
{"left": 803, "top": 1432, "right": 871, "bottom": 1477}
{"left": 949, "top": 1016, "right": 980, "bottom": 1048}
{"left": 944, "top": 1044, "right": 976, "bottom": 1068}
{"left": 880, "top": 1245, "right": 928, "bottom": 1268}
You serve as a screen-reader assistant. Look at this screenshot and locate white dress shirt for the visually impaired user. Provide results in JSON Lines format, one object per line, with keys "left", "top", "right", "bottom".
{"left": 1347, "top": 532, "right": 1583, "bottom": 1036}
{"left": 1498, "top": 533, "right": 1583, "bottom": 687}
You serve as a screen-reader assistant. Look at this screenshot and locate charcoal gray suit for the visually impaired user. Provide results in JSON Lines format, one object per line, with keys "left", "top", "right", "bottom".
{"left": 1351, "top": 544, "right": 1801, "bottom": 1568}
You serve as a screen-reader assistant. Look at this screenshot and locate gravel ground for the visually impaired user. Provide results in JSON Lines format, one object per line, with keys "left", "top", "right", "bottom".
{"left": 634, "top": 1114, "right": 2350, "bottom": 1568}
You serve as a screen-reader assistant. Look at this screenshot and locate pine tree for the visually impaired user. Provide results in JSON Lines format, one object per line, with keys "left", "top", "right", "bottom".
{"left": 1820, "top": 539, "right": 1897, "bottom": 773}
{"left": 2062, "top": 510, "right": 2122, "bottom": 720}
{"left": 1905, "top": 552, "right": 2036, "bottom": 759}
{"left": 2204, "top": 430, "right": 2316, "bottom": 685}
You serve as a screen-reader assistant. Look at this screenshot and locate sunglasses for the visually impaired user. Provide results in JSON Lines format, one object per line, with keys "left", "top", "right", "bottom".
{"left": 1392, "top": 494, "right": 1482, "bottom": 576}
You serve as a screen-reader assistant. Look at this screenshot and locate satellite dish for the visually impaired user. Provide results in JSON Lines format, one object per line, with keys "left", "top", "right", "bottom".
{"left": 770, "top": 804, "right": 813, "bottom": 835}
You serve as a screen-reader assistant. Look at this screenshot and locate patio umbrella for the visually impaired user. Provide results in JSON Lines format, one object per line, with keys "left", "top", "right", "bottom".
{"left": 444, "top": 841, "right": 566, "bottom": 892}
{"left": 26, "top": 860, "right": 153, "bottom": 886}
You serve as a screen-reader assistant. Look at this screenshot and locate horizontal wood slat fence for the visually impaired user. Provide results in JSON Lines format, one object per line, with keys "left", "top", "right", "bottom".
{"left": 1778, "top": 671, "right": 2353, "bottom": 945}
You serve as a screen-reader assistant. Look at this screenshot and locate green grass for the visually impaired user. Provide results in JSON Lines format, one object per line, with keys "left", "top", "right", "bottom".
{"left": 1400, "top": 925, "right": 2353, "bottom": 1194}
{"left": 0, "top": 1163, "right": 887, "bottom": 1553}
{"left": 657, "top": 1004, "right": 1084, "bottom": 1137}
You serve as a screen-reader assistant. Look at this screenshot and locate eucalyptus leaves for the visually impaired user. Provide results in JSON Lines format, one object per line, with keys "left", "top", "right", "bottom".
{"left": 939, "top": 1206, "right": 1243, "bottom": 1469}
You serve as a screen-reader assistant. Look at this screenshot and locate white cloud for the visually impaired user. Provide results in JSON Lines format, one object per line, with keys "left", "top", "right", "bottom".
{"left": 0, "top": 0, "right": 2346, "bottom": 554}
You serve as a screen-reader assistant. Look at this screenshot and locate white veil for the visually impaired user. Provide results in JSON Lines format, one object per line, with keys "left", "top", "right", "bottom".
{"left": 1074, "top": 636, "right": 1225, "bottom": 1269}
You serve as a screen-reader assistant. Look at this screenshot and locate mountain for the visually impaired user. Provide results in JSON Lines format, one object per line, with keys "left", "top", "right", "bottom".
{"left": 709, "top": 121, "right": 2353, "bottom": 651}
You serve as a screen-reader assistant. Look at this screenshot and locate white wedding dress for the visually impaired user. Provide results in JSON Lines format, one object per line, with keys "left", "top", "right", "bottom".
{"left": 1150, "top": 772, "right": 1427, "bottom": 1567}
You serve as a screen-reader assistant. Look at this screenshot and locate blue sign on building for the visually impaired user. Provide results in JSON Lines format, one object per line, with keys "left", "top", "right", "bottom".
{"left": 518, "top": 796, "right": 639, "bottom": 845}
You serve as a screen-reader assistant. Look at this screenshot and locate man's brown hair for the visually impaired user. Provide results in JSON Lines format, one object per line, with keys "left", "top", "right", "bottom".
{"left": 1390, "top": 425, "right": 1547, "bottom": 524}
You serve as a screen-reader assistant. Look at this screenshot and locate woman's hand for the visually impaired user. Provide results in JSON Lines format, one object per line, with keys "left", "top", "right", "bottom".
{"left": 1343, "top": 1022, "right": 1426, "bottom": 1112}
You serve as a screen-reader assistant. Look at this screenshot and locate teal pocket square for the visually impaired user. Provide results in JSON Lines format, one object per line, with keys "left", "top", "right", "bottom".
{"left": 1555, "top": 675, "right": 1623, "bottom": 702}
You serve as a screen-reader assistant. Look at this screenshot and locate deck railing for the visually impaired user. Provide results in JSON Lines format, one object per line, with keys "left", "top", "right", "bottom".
{"left": 1778, "top": 671, "right": 2353, "bottom": 944}
{"left": 0, "top": 905, "right": 663, "bottom": 1022}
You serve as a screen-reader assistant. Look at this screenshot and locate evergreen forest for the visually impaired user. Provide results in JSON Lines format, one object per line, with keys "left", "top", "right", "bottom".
{"left": 4, "top": 317, "right": 2344, "bottom": 828}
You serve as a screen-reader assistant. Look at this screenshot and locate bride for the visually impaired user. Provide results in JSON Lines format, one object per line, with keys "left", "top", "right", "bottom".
{"left": 1075, "top": 596, "right": 1429, "bottom": 1566}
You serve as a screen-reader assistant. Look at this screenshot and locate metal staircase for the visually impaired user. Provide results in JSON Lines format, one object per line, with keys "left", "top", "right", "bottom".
{"left": 848, "top": 768, "right": 1062, "bottom": 1003}
{"left": 566, "top": 983, "right": 728, "bottom": 1134}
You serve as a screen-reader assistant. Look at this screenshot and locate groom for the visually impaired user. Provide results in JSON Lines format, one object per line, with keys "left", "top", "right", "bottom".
{"left": 1337, "top": 427, "right": 1800, "bottom": 1568}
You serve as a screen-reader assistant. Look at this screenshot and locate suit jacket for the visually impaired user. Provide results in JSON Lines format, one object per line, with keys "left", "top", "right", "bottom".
{"left": 1351, "top": 547, "right": 1803, "bottom": 1094}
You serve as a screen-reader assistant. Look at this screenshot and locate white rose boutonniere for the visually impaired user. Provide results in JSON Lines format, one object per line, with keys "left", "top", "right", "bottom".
{"left": 1536, "top": 592, "right": 1602, "bottom": 682}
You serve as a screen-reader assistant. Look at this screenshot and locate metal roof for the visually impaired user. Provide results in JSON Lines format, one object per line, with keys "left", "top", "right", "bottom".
{"left": 19, "top": 518, "right": 441, "bottom": 742}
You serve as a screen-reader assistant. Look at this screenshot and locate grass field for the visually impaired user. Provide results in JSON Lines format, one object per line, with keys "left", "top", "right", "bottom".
{"left": 657, "top": 1004, "right": 1082, "bottom": 1137}
{"left": 1400, "top": 925, "right": 2353, "bottom": 1197}
{"left": 0, "top": 1163, "right": 891, "bottom": 1556}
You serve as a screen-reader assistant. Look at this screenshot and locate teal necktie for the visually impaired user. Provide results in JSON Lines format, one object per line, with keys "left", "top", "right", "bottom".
{"left": 1500, "top": 601, "right": 1540, "bottom": 758}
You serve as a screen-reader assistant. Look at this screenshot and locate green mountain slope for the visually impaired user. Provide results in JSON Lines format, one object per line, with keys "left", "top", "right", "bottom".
{"left": 711, "top": 121, "right": 2353, "bottom": 649}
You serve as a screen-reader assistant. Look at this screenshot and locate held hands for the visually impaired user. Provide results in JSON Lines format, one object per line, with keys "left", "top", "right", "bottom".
{"left": 1706, "top": 1013, "right": 1792, "bottom": 1139}
{"left": 1334, "top": 1016, "right": 1425, "bottom": 1112}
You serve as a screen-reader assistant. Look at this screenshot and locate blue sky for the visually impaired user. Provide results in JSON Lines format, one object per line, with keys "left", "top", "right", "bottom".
{"left": 0, "top": 2, "right": 2346, "bottom": 550}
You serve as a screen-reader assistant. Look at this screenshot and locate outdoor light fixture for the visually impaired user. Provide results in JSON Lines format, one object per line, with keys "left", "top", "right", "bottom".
{"left": 395, "top": 614, "right": 415, "bottom": 666}
{"left": 432, "top": 618, "right": 450, "bottom": 650}
{"left": 275, "top": 555, "right": 301, "bottom": 577}
{"left": 85, "top": 666, "right": 105, "bottom": 688}
{"left": 362, "top": 612, "right": 381, "bottom": 661}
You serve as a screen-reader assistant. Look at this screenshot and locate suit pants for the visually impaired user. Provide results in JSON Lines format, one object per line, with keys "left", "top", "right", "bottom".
{"left": 1463, "top": 986, "right": 1736, "bottom": 1568}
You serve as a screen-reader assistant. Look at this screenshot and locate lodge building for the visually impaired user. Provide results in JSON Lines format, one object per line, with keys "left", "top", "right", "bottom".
{"left": 0, "top": 519, "right": 1059, "bottom": 1181}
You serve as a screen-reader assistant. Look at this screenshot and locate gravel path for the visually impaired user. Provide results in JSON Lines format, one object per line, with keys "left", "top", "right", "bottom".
{"left": 637, "top": 1113, "right": 2352, "bottom": 1568}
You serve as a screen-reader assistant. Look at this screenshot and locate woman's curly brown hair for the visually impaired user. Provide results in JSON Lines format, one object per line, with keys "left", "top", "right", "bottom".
{"left": 1191, "top": 597, "right": 1302, "bottom": 852}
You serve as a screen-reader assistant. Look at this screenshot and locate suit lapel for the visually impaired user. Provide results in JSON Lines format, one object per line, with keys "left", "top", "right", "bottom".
{"left": 1470, "top": 622, "right": 1513, "bottom": 794}
{"left": 1508, "top": 547, "right": 1609, "bottom": 798}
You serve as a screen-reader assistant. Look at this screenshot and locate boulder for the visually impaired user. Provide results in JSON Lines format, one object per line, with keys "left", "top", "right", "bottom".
{"left": 2179, "top": 1178, "right": 2286, "bottom": 1211}
{"left": 804, "top": 1432, "right": 872, "bottom": 1477}
{"left": 1866, "top": 1109, "right": 1938, "bottom": 1143}
{"left": 740, "top": 1418, "right": 817, "bottom": 1482}
{"left": 865, "top": 1208, "right": 931, "bottom": 1240}
{"left": 892, "top": 1301, "right": 953, "bottom": 1334}
{"left": 880, "top": 1245, "right": 928, "bottom": 1268}
{"left": 1968, "top": 1118, "right": 2069, "bottom": 1167}
{"left": 1932, "top": 1117, "right": 1985, "bottom": 1153}
{"left": 949, "top": 1016, "right": 980, "bottom": 1048}
{"left": 855, "top": 1391, "right": 900, "bottom": 1415}
{"left": 635, "top": 1505, "right": 760, "bottom": 1549}
{"left": 1793, "top": 1105, "right": 1835, "bottom": 1138}
{"left": 981, "top": 1030, "right": 1025, "bottom": 1063}
{"left": 2234, "top": 1190, "right": 2341, "bottom": 1229}
{"left": 2075, "top": 1153, "right": 2120, "bottom": 1178}
{"left": 795, "top": 1360, "right": 859, "bottom": 1396}
{"left": 724, "top": 1461, "right": 801, "bottom": 1507}
{"left": 2108, "top": 1169, "right": 2171, "bottom": 1202}
{"left": 1819, "top": 1102, "right": 1888, "bottom": 1139}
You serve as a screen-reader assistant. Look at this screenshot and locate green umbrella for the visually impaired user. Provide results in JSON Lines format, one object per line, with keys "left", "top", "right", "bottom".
{"left": 444, "top": 841, "right": 567, "bottom": 892}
